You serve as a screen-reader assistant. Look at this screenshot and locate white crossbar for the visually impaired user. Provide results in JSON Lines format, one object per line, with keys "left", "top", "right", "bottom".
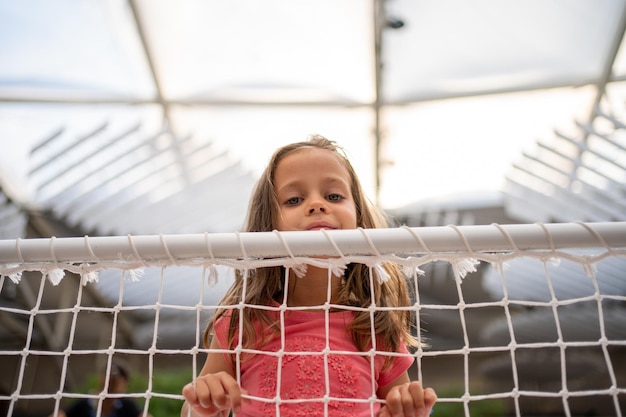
{"left": 1, "top": 222, "right": 625, "bottom": 264}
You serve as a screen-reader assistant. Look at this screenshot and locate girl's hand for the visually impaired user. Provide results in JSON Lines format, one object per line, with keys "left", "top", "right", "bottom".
{"left": 181, "top": 371, "right": 248, "bottom": 417}
{"left": 377, "top": 381, "right": 437, "bottom": 417}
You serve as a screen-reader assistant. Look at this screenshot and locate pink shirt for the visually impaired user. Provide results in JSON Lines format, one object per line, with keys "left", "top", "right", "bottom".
{"left": 214, "top": 305, "right": 414, "bottom": 417}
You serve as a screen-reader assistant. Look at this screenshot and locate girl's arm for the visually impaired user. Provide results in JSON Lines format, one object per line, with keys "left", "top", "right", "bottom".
{"left": 180, "top": 336, "right": 248, "bottom": 417}
{"left": 377, "top": 371, "right": 437, "bottom": 417}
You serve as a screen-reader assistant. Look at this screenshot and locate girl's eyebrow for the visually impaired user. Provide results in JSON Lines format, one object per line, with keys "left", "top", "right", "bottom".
{"left": 277, "top": 176, "right": 349, "bottom": 190}
{"left": 322, "top": 177, "right": 351, "bottom": 190}
{"left": 276, "top": 177, "right": 351, "bottom": 195}
{"left": 275, "top": 182, "right": 301, "bottom": 194}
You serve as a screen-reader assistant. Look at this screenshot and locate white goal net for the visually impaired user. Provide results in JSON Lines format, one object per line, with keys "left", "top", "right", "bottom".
{"left": 1, "top": 222, "right": 625, "bottom": 417}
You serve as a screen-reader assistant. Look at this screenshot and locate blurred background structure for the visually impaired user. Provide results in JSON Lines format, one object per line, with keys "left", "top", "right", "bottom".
{"left": 1, "top": 1, "right": 625, "bottom": 416}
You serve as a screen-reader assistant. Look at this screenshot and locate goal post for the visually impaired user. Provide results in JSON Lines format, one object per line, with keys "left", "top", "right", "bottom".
{"left": 1, "top": 222, "right": 625, "bottom": 264}
{"left": 1, "top": 222, "right": 625, "bottom": 417}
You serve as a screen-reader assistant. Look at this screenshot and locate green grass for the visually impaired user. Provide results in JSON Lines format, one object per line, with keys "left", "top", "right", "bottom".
{"left": 79, "top": 367, "right": 190, "bottom": 417}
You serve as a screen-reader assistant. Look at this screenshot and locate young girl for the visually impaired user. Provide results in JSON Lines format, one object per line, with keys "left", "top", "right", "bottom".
{"left": 181, "top": 135, "right": 437, "bottom": 417}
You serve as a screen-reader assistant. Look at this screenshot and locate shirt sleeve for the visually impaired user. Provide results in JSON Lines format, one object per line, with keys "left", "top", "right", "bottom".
{"left": 376, "top": 341, "right": 415, "bottom": 388}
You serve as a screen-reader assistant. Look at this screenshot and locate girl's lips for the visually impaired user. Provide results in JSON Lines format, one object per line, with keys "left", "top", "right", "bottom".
{"left": 306, "top": 222, "right": 336, "bottom": 230}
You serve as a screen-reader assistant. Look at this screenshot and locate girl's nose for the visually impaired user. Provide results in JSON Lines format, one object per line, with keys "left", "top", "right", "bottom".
{"left": 308, "top": 196, "right": 327, "bottom": 214}
{"left": 308, "top": 205, "right": 326, "bottom": 214}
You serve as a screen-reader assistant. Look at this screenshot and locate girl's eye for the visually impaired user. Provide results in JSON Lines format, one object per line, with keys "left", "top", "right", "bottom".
{"left": 285, "top": 197, "right": 302, "bottom": 205}
{"left": 327, "top": 194, "right": 343, "bottom": 202}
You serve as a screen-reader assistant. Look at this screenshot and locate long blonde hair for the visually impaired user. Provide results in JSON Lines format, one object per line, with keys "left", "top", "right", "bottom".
{"left": 204, "top": 135, "right": 418, "bottom": 365}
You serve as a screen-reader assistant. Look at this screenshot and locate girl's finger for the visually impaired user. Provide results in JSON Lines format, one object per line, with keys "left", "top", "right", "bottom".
{"left": 181, "top": 383, "right": 198, "bottom": 404}
{"left": 219, "top": 375, "right": 244, "bottom": 413}
{"left": 407, "top": 381, "right": 426, "bottom": 415}
{"left": 384, "top": 386, "right": 404, "bottom": 417}
{"left": 398, "top": 383, "right": 417, "bottom": 417}
{"left": 424, "top": 387, "right": 438, "bottom": 411}
{"left": 376, "top": 405, "right": 392, "bottom": 417}
{"left": 204, "top": 376, "right": 228, "bottom": 409}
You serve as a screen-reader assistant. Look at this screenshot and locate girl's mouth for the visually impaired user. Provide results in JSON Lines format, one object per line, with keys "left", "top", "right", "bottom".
{"left": 306, "top": 222, "right": 336, "bottom": 230}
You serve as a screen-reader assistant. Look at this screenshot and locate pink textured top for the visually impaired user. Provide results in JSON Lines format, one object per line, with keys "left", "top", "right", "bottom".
{"left": 213, "top": 305, "right": 414, "bottom": 417}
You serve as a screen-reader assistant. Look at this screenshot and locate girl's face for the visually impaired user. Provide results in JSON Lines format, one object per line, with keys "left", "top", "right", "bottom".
{"left": 274, "top": 147, "right": 357, "bottom": 232}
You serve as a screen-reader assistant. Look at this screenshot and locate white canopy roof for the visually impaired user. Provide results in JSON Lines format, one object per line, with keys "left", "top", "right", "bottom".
{"left": 1, "top": 0, "right": 625, "bottom": 236}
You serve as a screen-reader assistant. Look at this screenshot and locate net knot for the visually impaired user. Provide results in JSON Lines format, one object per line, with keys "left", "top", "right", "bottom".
{"left": 490, "top": 260, "right": 509, "bottom": 275}
{"left": 330, "top": 262, "right": 347, "bottom": 278}
{"left": 546, "top": 257, "right": 561, "bottom": 267}
{"left": 46, "top": 268, "right": 65, "bottom": 286}
{"left": 126, "top": 268, "right": 145, "bottom": 282}
{"left": 582, "top": 262, "right": 598, "bottom": 278}
{"left": 373, "top": 262, "right": 390, "bottom": 284}
{"left": 205, "top": 264, "right": 219, "bottom": 287}
{"left": 273, "top": 230, "right": 308, "bottom": 278}
{"left": 286, "top": 261, "right": 308, "bottom": 278}
{"left": 79, "top": 263, "right": 99, "bottom": 285}
{"left": 2, "top": 263, "right": 23, "bottom": 283}
{"left": 237, "top": 268, "right": 250, "bottom": 280}
{"left": 451, "top": 258, "right": 479, "bottom": 282}
{"left": 402, "top": 264, "right": 425, "bottom": 278}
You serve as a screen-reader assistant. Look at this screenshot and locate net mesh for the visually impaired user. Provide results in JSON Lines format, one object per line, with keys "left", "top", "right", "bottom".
{"left": 1, "top": 223, "right": 625, "bottom": 417}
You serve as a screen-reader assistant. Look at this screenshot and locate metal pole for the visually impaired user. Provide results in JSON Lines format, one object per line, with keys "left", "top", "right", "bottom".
{"left": 1, "top": 223, "right": 625, "bottom": 265}
{"left": 372, "top": 0, "right": 385, "bottom": 205}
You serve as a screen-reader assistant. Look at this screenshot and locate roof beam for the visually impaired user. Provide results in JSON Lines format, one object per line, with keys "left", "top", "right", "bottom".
{"left": 373, "top": 0, "right": 385, "bottom": 205}
{"left": 127, "top": 0, "right": 169, "bottom": 124}
{"left": 588, "top": 2, "right": 626, "bottom": 121}
{"left": 0, "top": 75, "right": 614, "bottom": 107}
